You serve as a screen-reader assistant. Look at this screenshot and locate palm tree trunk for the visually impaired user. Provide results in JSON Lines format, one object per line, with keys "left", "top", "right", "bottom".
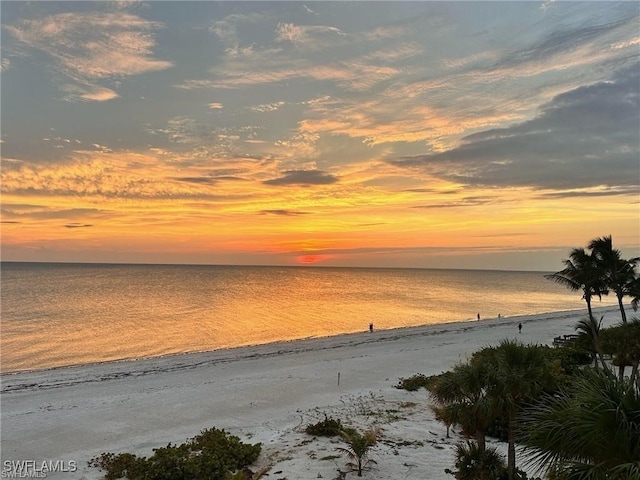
{"left": 630, "top": 361, "right": 639, "bottom": 388}
{"left": 617, "top": 292, "right": 627, "bottom": 324}
{"left": 597, "top": 350, "right": 610, "bottom": 372}
{"left": 475, "top": 431, "right": 486, "bottom": 452}
{"left": 586, "top": 296, "right": 594, "bottom": 321}
{"left": 507, "top": 411, "right": 516, "bottom": 480}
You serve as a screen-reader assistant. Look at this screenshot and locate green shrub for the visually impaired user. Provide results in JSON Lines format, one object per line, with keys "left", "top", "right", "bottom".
{"left": 548, "top": 344, "right": 592, "bottom": 376}
{"left": 90, "top": 452, "right": 148, "bottom": 480}
{"left": 89, "top": 427, "right": 261, "bottom": 480}
{"left": 305, "top": 415, "right": 343, "bottom": 437}
{"left": 452, "top": 441, "right": 506, "bottom": 480}
{"left": 395, "top": 373, "right": 431, "bottom": 391}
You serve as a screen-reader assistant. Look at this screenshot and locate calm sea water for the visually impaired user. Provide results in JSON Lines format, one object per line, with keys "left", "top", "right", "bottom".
{"left": 0, "top": 262, "right": 607, "bottom": 373}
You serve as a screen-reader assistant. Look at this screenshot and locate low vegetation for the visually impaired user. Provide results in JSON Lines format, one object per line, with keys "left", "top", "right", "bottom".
{"left": 336, "top": 427, "right": 380, "bottom": 477}
{"left": 446, "top": 441, "right": 507, "bottom": 480}
{"left": 304, "top": 414, "right": 344, "bottom": 437}
{"left": 89, "top": 427, "right": 261, "bottom": 480}
{"left": 394, "top": 373, "right": 432, "bottom": 391}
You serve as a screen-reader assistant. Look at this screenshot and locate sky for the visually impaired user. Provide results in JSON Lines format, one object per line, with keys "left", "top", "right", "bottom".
{"left": 1, "top": 1, "right": 639, "bottom": 271}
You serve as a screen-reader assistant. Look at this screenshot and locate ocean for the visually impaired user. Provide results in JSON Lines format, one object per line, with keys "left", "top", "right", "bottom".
{"left": 0, "top": 262, "right": 608, "bottom": 373}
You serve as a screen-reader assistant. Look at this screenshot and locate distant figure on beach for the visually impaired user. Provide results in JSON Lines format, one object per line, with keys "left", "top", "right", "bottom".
{"left": 369, "top": 322, "right": 374, "bottom": 333}
{"left": 498, "top": 313, "right": 501, "bottom": 319}
{"left": 518, "top": 323, "right": 522, "bottom": 334}
{"left": 477, "top": 313, "right": 480, "bottom": 321}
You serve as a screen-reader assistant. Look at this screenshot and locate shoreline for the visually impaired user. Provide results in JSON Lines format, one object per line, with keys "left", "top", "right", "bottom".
{"left": 0, "top": 306, "right": 610, "bottom": 380}
{"left": 1, "top": 306, "right": 615, "bottom": 391}
{"left": 0, "top": 305, "right": 629, "bottom": 480}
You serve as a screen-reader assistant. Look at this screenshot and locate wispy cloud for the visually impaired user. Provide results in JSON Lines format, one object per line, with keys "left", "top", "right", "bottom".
{"left": 275, "top": 22, "right": 345, "bottom": 46}
{"left": 260, "top": 209, "right": 312, "bottom": 216}
{"left": 611, "top": 36, "right": 640, "bottom": 50}
{"left": 145, "top": 116, "right": 267, "bottom": 161}
{"left": 411, "top": 196, "right": 495, "bottom": 209}
{"left": 64, "top": 223, "right": 93, "bottom": 228}
{"left": 249, "top": 101, "right": 285, "bottom": 113}
{"left": 2, "top": 204, "right": 103, "bottom": 221}
{"left": 209, "top": 12, "right": 271, "bottom": 52}
{"left": 173, "top": 176, "right": 218, "bottom": 185}
{"left": 263, "top": 170, "right": 339, "bottom": 186}
{"left": 303, "top": 5, "right": 317, "bottom": 16}
{"left": 5, "top": 10, "right": 172, "bottom": 101}
{"left": 489, "top": 13, "right": 637, "bottom": 75}
{"left": 0, "top": 151, "right": 224, "bottom": 199}
{"left": 78, "top": 86, "right": 118, "bottom": 102}
{"left": 537, "top": 186, "right": 639, "bottom": 199}
{"left": 178, "top": 4, "right": 637, "bottom": 162}
{"left": 541, "top": 0, "right": 556, "bottom": 13}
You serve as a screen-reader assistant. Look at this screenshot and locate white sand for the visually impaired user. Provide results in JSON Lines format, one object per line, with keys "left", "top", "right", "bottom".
{"left": 1, "top": 305, "right": 627, "bottom": 479}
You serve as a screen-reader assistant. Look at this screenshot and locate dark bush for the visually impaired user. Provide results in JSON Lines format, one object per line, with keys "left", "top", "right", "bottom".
{"left": 305, "top": 415, "right": 344, "bottom": 437}
{"left": 89, "top": 427, "right": 261, "bottom": 480}
{"left": 549, "top": 345, "right": 592, "bottom": 376}
{"left": 89, "top": 452, "right": 148, "bottom": 480}
{"left": 395, "top": 373, "right": 431, "bottom": 391}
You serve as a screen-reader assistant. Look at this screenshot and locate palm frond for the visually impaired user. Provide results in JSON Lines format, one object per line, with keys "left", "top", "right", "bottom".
{"left": 520, "top": 369, "right": 640, "bottom": 477}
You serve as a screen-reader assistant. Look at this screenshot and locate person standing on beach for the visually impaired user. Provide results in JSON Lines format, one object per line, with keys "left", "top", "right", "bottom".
{"left": 369, "top": 322, "right": 373, "bottom": 333}
{"left": 518, "top": 323, "right": 522, "bottom": 334}
{"left": 477, "top": 313, "right": 480, "bottom": 321}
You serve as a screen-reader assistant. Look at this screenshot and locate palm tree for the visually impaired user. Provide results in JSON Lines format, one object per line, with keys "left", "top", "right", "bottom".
{"left": 336, "top": 428, "right": 379, "bottom": 477}
{"left": 519, "top": 368, "right": 640, "bottom": 479}
{"left": 426, "top": 362, "right": 498, "bottom": 451}
{"left": 545, "top": 247, "right": 607, "bottom": 320}
{"left": 477, "top": 341, "right": 557, "bottom": 480}
{"left": 574, "top": 316, "right": 610, "bottom": 371}
{"left": 589, "top": 235, "right": 639, "bottom": 324}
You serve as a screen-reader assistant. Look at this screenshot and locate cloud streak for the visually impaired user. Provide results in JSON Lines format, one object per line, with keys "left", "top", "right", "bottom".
{"left": 64, "top": 223, "right": 93, "bottom": 228}
{"left": 260, "top": 209, "right": 312, "bottom": 216}
{"left": 263, "top": 170, "right": 339, "bottom": 186}
{"left": 5, "top": 10, "right": 172, "bottom": 101}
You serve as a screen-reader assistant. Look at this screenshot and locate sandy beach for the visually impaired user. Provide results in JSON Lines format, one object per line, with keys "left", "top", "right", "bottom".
{"left": 0, "top": 305, "right": 627, "bottom": 479}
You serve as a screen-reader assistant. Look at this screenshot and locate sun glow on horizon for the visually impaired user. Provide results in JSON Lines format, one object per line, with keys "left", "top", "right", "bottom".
{"left": 295, "top": 254, "right": 333, "bottom": 265}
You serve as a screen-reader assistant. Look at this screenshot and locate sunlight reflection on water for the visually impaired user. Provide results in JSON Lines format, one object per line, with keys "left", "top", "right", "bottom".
{"left": 1, "top": 263, "right": 610, "bottom": 372}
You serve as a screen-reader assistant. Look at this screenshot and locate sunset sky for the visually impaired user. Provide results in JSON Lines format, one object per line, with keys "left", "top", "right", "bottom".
{"left": 1, "top": 1, "right": 639, "bottom": 271}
